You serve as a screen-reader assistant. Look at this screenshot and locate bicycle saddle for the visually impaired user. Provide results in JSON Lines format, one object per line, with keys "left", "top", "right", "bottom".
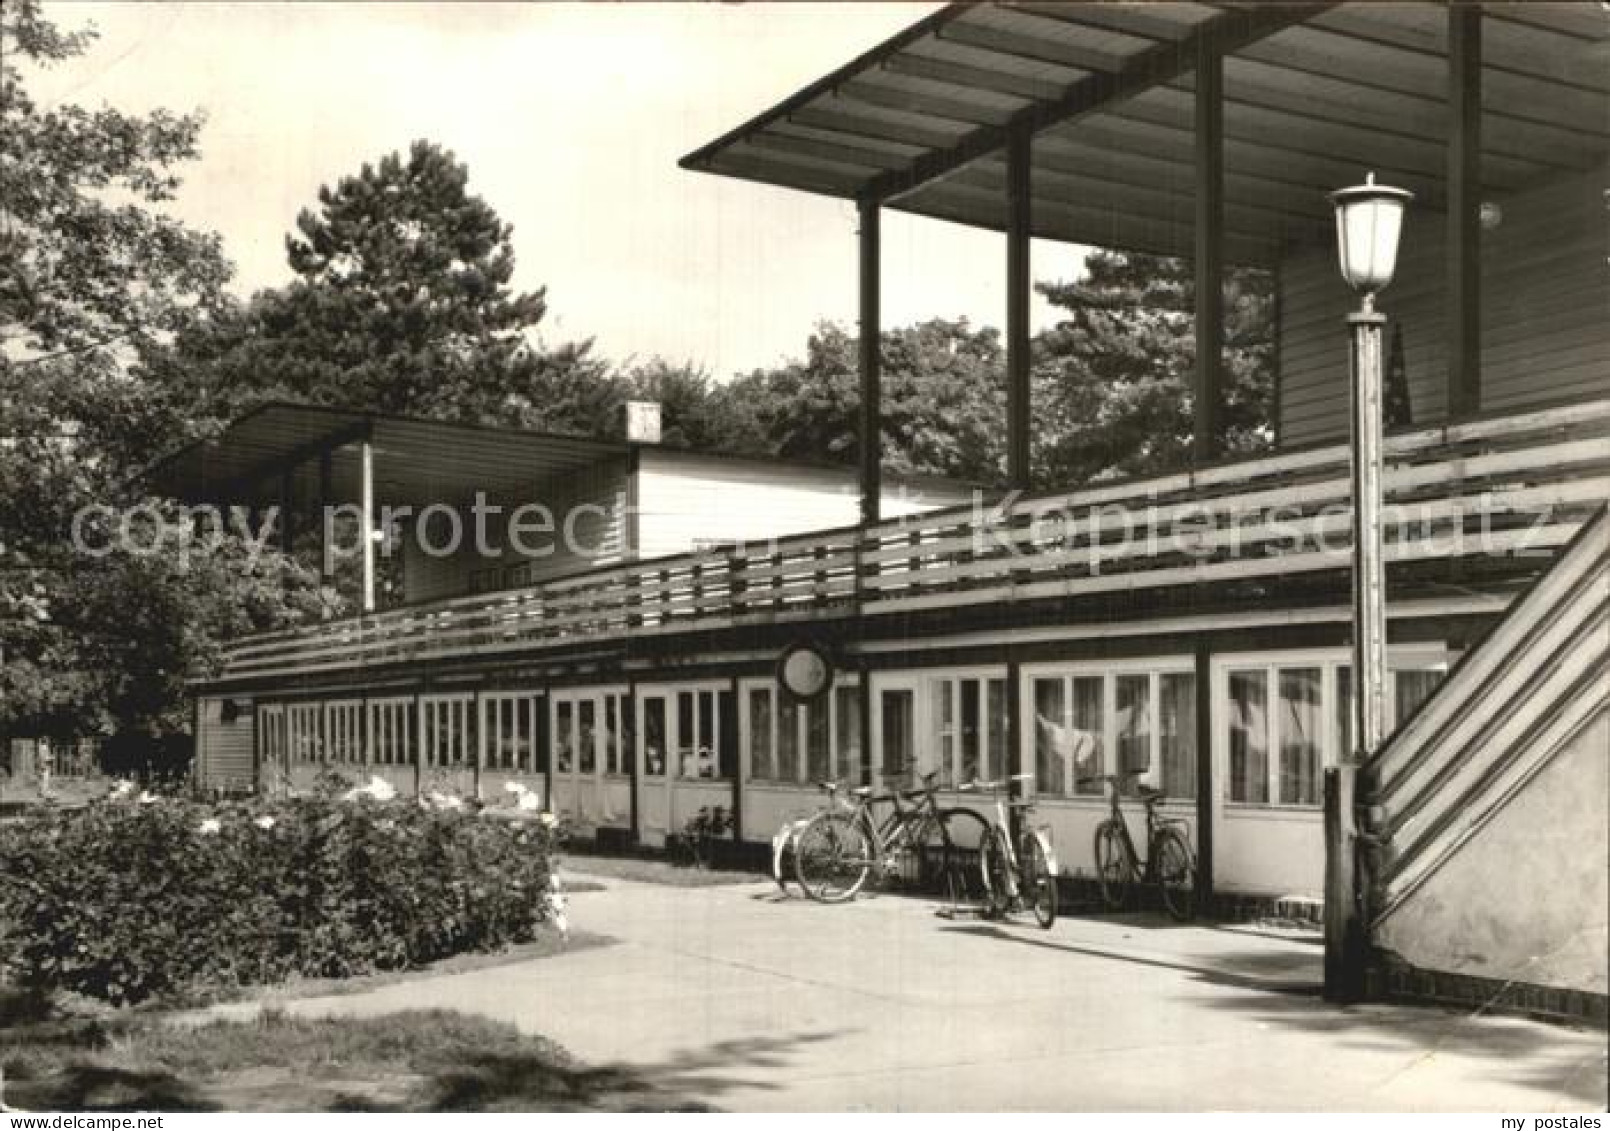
{"left": 1137, "top": 785, "right": 1167, "bottom": 804}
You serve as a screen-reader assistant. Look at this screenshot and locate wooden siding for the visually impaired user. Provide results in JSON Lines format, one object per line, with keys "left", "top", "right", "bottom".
{"left": 635, "top": 449, "right": 973, "bottom": 559}
{"left": 197, "top": 696, "right": 254, "bottom": 791}
{"left": 1279, "top": 164, "right": 1609, "bottom": 446}
{"left": 402, "top": 458, "right": 630, "bottom": 602}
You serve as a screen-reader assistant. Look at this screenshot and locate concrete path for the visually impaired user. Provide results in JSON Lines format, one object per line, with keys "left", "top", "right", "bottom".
{"left": 260, "top": 876, "right": 1607, "bottom": 1111}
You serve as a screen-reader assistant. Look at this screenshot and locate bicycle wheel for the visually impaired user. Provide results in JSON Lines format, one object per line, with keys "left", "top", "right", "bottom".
{"left": 978, "top": 826, "right": 1014, "bottom": 919}
{"left": 1023, "top": 833, "right": 1058, "bottom": 929}
{"left": 793, "top": 812, "right": 872, "bottom": 903}
{"left": 936, "top": 807, "right": 990, "bottom": 904}
{"left": 1155, "top": 827, "right": 1197, "bottom": 922}
{"left": 1093, "top": 820, "right": 1134, "bottom": 911}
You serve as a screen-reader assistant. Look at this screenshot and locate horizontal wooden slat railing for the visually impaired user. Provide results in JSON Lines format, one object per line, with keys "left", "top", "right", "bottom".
{"left": 213, "top": 398, "right": 1610, "bottom": 683}
{"left": 1367, "top": 505, "right": 1610, "bottom": 929}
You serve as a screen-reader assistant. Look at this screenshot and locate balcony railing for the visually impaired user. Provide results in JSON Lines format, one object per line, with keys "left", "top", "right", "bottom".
{"left": 216, "top": 398, "right": 1610, "bottom": 684}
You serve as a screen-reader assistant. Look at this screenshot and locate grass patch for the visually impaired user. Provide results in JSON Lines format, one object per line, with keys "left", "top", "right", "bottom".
{"left": 560, "top": 852, "right": 764, "bottom": 888}
{"left": 1, "top": 1001, "right": 714, "bottom": 1112}
{"left": 242, "top": 928, "right": 613, "bottom": 1004}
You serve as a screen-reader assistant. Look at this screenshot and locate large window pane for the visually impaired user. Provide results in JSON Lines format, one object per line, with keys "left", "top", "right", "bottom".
{"left": 936, "top": 679, "right": 957, "bottom": 784}
{"left": 577, "top": 699, "right": 596, "bottom": 774}
{"left": 834, "top": 685, "right": 861, "bottom": 782}
{"left": 986, "top": 678, "right": 1006, "bottom": 786}
{"left": 1071, "top": 676, "right": 1104, "bottom": 796}
{"left": 642, "top": 697, "right": 666, "bottom": 777}
{"left": 748, "top": 688, "right": 774, "bottom": 781}
{"left": 1032, "top": 678, "right": 1068, "bottom": 796}
{"left": 880, "top": 689, "right": 914, "bottom": 783}
{"left": 1228, "top": 669, "right": 1268, "bottom": 803}
{"left": 1115, "top": 675, "right": 1151, "bottom": 793}
{"left": 1160, "top": 673, "right": 1197, "bottom": 799}
{"left": 555, "top": 701, "right": 574, "bottom": 773}
{"left": 1278, "top": 667, "right": 1322, "bottom": 805}
{"left": 778, "top": 697, "right": 801, "bottom": 783}
{"left": 959, "top": 679, "right": 982, "bottom": 785}
{"left": 806, "top": 700, "right": 831, "bottom": 784}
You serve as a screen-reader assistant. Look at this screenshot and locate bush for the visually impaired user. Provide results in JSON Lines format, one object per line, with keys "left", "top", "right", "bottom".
{"left": 0, "top": 788, "right": 561, "bottom": 1005}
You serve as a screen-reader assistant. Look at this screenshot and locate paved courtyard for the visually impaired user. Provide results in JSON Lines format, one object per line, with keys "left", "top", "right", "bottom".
{"left": 261, "top": 876, "right": 1607, "bottom": 1111}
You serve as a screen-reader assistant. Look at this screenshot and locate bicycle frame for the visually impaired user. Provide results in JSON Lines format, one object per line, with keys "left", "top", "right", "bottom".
{"left": 1096, "top": 775, "right": 1192, "bottom": 882}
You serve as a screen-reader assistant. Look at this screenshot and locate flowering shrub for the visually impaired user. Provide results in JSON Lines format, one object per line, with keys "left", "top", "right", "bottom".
{"left": 0, "top": 787, "right": 561, "bottom": 1005}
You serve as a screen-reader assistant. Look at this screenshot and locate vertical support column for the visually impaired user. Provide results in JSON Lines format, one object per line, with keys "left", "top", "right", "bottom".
{"left": 1446, "top": 4, "right": 1482, "bottom": 419}
{"left": 278, "top": 467, "right": 295, "bottom": 555}
{"left": 317, "top": 449, "right": 333, "bottom": 584}
{"left": 1193, "top": 46, "right": 1225, "bottom": 465}
{"left": 1193, "top": 642, "right": 1215, "bottom": 909}
{"left": 359, "top": 437, "right": 376, "bottom": 614}
{"left": 1006, "top": 128, "right": 1032, "bottom": 492}
{"left": 1005, "top": 658, "right": 1024, "bottom": 836}
{"left": 857, "top": 199, "right": 882, "bottom": 527}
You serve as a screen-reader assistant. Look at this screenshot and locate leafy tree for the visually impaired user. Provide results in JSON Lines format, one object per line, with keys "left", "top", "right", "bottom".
{"left": 1032, "top": 250, "right": 1275, "bottom": 486}
{"left": 726, "top": 318, "right": 1006, "bottom": 482}
{"left": 0, "top": 1, "right": 322, "bottom": 755}
{"left": 171, "top": 140, "right": 567, "bottom": 424}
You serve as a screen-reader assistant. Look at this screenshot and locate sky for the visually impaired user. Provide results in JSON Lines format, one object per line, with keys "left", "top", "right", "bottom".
{"left": 33, "top": 1, "right": 1089, "bottom": 379}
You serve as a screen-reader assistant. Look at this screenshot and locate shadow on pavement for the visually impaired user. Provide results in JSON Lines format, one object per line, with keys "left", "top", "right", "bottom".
{"left": 1187, "top": 984, "right": 1609, "bottom": 1108}
{"left": 420, "top": 1028, "right": 843, "bottom": 1112}
{"left": 940, "top": 921, "right": 1323, "bottom": 996}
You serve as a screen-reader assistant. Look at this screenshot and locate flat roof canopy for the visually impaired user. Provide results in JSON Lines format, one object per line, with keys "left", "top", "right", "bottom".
{"left": 146, "top": 403, "right": 627, "bottom": 510}
{"left": 681, "top": 2, "right": 1610, "bottom": 265}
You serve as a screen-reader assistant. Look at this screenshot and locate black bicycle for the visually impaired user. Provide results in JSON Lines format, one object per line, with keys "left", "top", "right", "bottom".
{"left": 792, "top": 768, "right": 988, "bottom": 904}
{"left": 1081, "top": 772, "right": 1197, "bottom": 921}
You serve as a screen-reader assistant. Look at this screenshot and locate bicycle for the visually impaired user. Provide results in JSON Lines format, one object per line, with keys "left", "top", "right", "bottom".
{"left": 792, "top": 769, "right": 988, "bottom": 904}
{"left": 959, "top": 774, "right": 1058, "bottom": 928}
{"left": 1081, "top": 772, "right": 1197, "bottom": 921}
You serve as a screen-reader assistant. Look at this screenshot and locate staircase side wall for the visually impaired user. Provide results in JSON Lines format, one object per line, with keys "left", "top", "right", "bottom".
{"left": 1374, "top": 709, "right": 1608, "bottom": 996}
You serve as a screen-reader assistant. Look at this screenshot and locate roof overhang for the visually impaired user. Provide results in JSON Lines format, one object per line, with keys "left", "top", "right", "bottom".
{"left": 144, "top": 403, "right": 627, "bottom": 510}
{"left": 682, "top": 2, "right": 1610, "bottom": 265}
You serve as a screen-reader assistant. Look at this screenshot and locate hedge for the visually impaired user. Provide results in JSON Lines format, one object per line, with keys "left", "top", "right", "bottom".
{"left": 0, "top": 783, "right": 563, "bottom": 1005}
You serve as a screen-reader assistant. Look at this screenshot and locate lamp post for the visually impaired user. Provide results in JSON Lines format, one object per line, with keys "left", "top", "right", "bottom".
{"left": 1324, "top": 172, "right": 1412, "bottom": 1003}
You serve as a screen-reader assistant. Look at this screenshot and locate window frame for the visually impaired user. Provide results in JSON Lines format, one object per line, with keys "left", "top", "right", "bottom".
{"left": 1019, "top": 657, "right": 1196, "bottom": 803}
{"left": 738, "top": 675, "right": 860, "bottom": 787}
{"left": 1214, "top": 645, "right": 1452, "bottom": 811}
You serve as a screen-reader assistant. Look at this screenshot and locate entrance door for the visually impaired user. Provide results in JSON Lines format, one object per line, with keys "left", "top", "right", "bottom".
{"left": 871, "top": 675, "right": 923, "bottom": 786}
{"left": 635, "top": 684, "right": 734, "bottom": 846}
{"left": 551, "top": 688, "right": 629, "bottom": 829}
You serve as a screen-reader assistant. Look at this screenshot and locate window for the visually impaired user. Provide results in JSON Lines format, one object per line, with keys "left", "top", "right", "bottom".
{"left": 925, "top": 674, "right": 1007, "bottom": 786}
{"left": 482, "top": 693, "right": 539, "bottom": 772}
{"left": 1159, "top": 673, "right": 1197, "bottom": 798}
{"left": 743, "top": 680, "right": 860, "bottom": 785}
{"left": 325, "top": 700, "right": 363, "bottom": 762}
{"left": 1227, "top": 669, "right": 1268, "bottom": 803}
{"left": 420, "top": 695, "right": 475, "bottom": 767}
{"left": 642, "top": 697, "right": 667, "bottom": 777}
{"left": 552, "top": 690, "right": 628, "bottom": 777}
{"left": 749, "top": 688, "right": 774, "bottom": 781}
{"left": 1029, "top": 664, "right": 1196, "bottom": 800}
{"left": 367, "top": 697, "right": 413, "bottom": 766}
{"left": 288, "top": 703, "right": 323, "bottom": 763}
{"left": 1226, "top": 652, "right": 1449, "bottom": 807}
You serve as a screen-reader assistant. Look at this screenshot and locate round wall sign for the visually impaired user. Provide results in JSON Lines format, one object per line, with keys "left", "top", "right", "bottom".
{"left": 777, "top": 641, "right": 835, "bottom": 703}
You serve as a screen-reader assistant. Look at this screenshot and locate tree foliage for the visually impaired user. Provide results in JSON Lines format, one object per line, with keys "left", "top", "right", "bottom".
{"left": 0, "top": 1, "right": 321, "bottom": 748}
{"left": 168, "top": 140, "right": 568, "bottom": 425}
{"left": 1033, "top": 251, "right": 1276, "bottom": 485}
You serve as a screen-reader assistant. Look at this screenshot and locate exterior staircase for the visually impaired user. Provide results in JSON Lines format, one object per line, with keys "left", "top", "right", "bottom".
{"left": 1364, "top": 506, "right": 1609, "bottom": 1020}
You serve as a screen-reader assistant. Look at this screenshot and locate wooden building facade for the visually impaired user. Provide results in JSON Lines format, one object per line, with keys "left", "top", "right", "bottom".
{"left": 175, "top": 2, "right": 1609, "bottom": 907}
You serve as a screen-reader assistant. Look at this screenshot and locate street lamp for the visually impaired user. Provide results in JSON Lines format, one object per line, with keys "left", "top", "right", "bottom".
{"left": 1323, "top": 172, "right": 1411, "bottom": 1004}
{"left": 1330, "top": 172, "right": 1413, "bottom": 765}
